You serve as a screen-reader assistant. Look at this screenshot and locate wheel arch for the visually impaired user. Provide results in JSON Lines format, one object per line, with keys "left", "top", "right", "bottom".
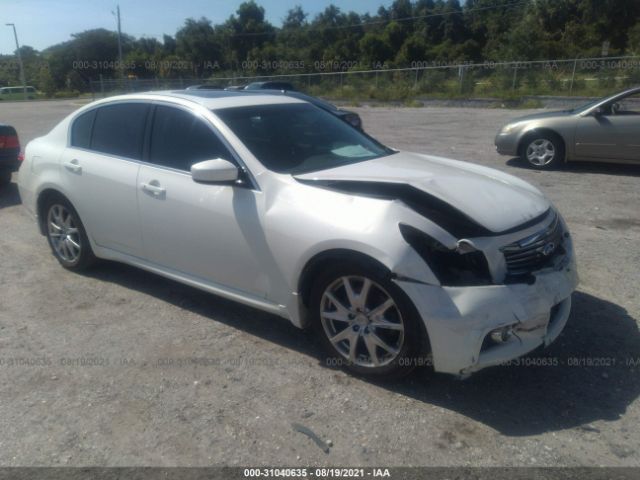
{"left": 297, "top": 249, "right": 392, "bottom": 312}
{"left": 518, "top": 128, "right": 567, "bottom": 163}
{"left": 297, "top": 248, "right": 433, "bottom": 360}
{"left": 36, "top": 188, "right": 73, "bottom": 235}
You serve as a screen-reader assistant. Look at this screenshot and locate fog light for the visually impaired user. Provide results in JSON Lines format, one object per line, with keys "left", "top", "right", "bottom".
{"left": 490, "top": 326, "right": 513, "bottom": 344}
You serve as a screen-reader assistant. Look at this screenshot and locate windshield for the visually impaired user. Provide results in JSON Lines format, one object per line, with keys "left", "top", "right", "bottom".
{"left": 214, "top": 103, "right": 393, "bottom": 174}
{"left": 570, "top": 99, "right": 601, "bottom": 113}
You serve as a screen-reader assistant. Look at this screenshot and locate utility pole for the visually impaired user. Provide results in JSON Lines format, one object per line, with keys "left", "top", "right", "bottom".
{"left": 114, "top": 5, "right": 124, "bottom": 79}
{"left": 5, "top": 23, "right": 27, "bottom": 100}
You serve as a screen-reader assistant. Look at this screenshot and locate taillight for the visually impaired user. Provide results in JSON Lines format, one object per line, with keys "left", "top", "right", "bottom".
{"left": 18, "top": 152, "right": 24, "bottom": 162}
{"left": 0, "top": 135, "right": 19, "bottom": 149}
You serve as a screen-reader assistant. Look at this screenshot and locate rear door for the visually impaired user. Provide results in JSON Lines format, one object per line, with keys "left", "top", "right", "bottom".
{"left": 59, "top": 102, "right": 149, "bottom": 257}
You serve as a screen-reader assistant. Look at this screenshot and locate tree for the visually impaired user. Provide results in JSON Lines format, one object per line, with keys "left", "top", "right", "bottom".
{"left": 226, "top": 1, "right": 275, "bottom": 64}
{"left": 176, "top": 18, "right": 221, "bottom": 76}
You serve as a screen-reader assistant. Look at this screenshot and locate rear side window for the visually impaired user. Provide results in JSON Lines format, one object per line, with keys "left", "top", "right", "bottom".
{"left": 70, "top": 110, "right": 96, "bottom": 149}
{"left": 91, "top": 103, "right": 149, "bottom": 160}
{"left": 149, "top": 105, "right": 234, "bottom": 171}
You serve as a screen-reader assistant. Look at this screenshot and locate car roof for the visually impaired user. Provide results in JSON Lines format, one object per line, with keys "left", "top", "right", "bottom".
{"left": 92, "top": 90, "right": 306, "bottom": 110}
{"left": 254, "top": 89, "right": 338, "bottom": 110}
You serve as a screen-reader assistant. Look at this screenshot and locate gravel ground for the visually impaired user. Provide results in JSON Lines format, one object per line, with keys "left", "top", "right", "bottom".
{"left": 0, "top": 100, "right": 639, "bottom": 467}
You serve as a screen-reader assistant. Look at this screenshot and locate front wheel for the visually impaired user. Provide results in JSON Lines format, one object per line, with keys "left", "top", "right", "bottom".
{"left": 522, "top": 134, "right": 564, "bottom": 170}
{"left": 45, "top": 197, "right": 96, "bottom": 270}
{"left": 310, "top": 261, "right": 427, "bottom": 379}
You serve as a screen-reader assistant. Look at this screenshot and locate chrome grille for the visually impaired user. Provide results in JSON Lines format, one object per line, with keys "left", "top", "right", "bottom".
{"left": 501, "top": 213, "right": 565, "bottom": 275}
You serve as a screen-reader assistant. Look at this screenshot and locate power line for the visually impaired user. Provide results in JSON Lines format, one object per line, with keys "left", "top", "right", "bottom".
{"left": 315, "top": 0, "right": 530, "bottom": 31}
{"left": 135, "top": 0, "right": 530, "bottom": 40}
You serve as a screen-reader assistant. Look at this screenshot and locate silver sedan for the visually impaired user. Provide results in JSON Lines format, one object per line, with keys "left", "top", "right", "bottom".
{"left": 496, "top": 87, "right": 640, "bottom": 169}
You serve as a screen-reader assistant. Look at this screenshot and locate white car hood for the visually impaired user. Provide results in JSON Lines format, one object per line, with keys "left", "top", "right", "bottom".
{"left": 295, "top": 151, "right": 550, "bottom": 234}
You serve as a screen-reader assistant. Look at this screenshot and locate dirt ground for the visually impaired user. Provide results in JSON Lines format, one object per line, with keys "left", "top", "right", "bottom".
{"left": 0, "top": 100, "right": 639, "bottom": 467}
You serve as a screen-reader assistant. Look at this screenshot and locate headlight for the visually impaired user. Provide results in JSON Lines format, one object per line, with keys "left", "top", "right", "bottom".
{"left": 399, "top": 224, "right": 493, "bottom": 287}
{"left": 500, "top": 122, "right": 524, "bottom": 134}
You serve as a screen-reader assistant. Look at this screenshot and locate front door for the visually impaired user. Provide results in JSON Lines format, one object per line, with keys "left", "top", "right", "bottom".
{"left": 575, "top": 92, "right": 640, "bottom": 161}
{"left": 137, "top": 104, "right": 269, "bottom": 298}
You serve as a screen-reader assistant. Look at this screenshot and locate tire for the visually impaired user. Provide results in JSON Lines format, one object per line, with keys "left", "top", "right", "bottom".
{"left": 310, "top": 260, "right": 427, "bottom": 379}
{"left": 44, "top": 196, "right": 96, "bottom": 270}
{"left": 0, "top": 171, "right": 11, "bottom": 185}
{"left": 521, "top": 133, "right": 564, "bottom": 170}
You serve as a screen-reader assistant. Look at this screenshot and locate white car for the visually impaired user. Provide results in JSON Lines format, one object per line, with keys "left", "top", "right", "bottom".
{"left": 18, "top": 91, "right": 578, "bottom": 378}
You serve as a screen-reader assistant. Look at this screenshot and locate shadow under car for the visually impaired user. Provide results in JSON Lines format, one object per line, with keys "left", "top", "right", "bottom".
{"left": 80, "top": 261, "right": 640, "bottom": 437}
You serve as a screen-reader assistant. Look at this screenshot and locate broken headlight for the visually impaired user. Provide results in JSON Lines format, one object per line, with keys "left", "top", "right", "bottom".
{"left": 399, "top": 224, "right": 493, "bottom": 286}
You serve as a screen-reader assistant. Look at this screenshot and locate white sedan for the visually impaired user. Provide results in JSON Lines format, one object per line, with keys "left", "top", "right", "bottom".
{"left": 18, "top": 91, "right": 578, "bottom": 378}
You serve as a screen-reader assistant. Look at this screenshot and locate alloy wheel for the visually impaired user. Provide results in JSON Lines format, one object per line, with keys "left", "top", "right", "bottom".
{"left": 320, "top": 276, "right": 405, "bottom": 368}
{"left": 47, "top": 204, "right": 82, "bottom": 264}
{"left": 526, "top": 138, "right": 556, "bottom": 166}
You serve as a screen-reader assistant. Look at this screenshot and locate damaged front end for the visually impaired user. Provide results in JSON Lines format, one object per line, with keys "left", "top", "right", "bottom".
{"left": 297, "top": 175, "right": 578, "bottom": 377}
{"left": 395, "top": 210, "right": 578, "bottom": 376}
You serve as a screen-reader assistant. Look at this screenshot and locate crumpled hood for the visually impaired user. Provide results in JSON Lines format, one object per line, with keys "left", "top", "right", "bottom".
{"left": 294, "top": 151, "right": 550, "bottom": 234}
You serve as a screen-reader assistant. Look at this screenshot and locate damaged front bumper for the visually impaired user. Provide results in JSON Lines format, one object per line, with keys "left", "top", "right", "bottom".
{"left": 395, "top": 254, "right": 578, "bottom": 376}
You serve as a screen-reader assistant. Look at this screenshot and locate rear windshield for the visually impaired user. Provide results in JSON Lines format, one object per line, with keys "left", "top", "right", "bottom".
{"left": 214, "top": 103, "right": 392, "bottom": 174}
{"left": 0, "top": 125, "right": 17, "bottom": 136}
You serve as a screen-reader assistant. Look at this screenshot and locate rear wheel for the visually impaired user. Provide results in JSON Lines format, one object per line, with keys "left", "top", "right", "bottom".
{"left": 44, "top": 197, "right": 96, "bottom": 270}
{"left": 522, "top": 134, "right": 564, "bottom": 170}
{"left": 310, "top": 261, "right": 426, "bottom": 379}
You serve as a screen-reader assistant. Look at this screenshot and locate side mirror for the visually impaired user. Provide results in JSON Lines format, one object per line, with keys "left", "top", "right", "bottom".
{"left": 593, "top": 106, "right": 605, "bottom": 116}
{"left": 191, "top": 158, "right": 239, "bottom": 183}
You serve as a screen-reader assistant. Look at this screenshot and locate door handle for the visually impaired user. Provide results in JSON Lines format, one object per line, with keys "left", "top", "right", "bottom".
{"left": 141, "top": 182, "right": 166, "bottom": 196}
{"left": 63, "top": 159, "right": 82, "bottom": 173}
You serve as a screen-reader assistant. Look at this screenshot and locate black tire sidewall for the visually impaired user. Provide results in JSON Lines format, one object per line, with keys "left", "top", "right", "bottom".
{"left": 44, "top": 196, "right": 96, "bottom": 270}
{"left": 310, "top": 260, "right": 427, "bottom": 379}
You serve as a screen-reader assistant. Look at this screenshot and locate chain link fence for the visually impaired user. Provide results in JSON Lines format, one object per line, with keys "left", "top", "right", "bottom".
{"left": 89, "top": 55, "right": 640, "bottom": 103}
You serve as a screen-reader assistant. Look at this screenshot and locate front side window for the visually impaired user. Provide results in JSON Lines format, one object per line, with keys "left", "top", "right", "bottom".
{"left": 215, "top": 103, "right": 393, "bottom": 174}
{"left": 70, "top": 109, "right": 96, "bottom": 149}
{"left": 91, "top": 103, "right": 149, "bottom": 160}
{"left": 615, "top": 93, "right": 640, "bottom": 115}
{"left": 149, "top": 105, "right": 234, "bottom": 171}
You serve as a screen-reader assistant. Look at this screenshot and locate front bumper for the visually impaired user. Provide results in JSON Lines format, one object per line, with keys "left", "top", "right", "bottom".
{"left": 494, "top": 132, "right": 519, "bottom": 157}
{"left": 396, "top": 254, "right": 578, "bottom": 376}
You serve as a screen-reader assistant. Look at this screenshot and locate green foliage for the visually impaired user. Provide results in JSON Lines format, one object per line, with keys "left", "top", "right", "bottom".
{"left": 1, "top": 0, "right": 638, "bottom": 99}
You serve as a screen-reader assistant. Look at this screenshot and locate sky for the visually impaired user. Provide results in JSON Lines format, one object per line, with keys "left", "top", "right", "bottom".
{"left": 0, "top": 0, "right": 394, "bottom": 54}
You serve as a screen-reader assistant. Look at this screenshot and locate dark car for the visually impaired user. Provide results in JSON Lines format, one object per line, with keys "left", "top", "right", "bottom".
{"left": 244, "top": 81, "right": 296, "bottom": 92}
{"left": 185, "top": 84, "right": 224, "bottom": 90}
{"left": 252, "top": 90, "right": 363, "bottom": 130}
{"left": 0, "top": 124, "right": 21, "bottom": 185}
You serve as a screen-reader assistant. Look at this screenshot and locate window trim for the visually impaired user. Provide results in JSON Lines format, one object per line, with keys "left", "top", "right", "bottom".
{"left": 143, "top": 100, "right": 259, "bottom": 190}
{"left": 66, "top": 99, "right": 151, "bottom": 162}
{"left": 89, "top": 102, "right": 150, "bottom": 161}
{"left": 65, "top": 98, "right": 259, "bottom": 190}
{"left": 70, "top": 108, "right": 97, "bottom": 150}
